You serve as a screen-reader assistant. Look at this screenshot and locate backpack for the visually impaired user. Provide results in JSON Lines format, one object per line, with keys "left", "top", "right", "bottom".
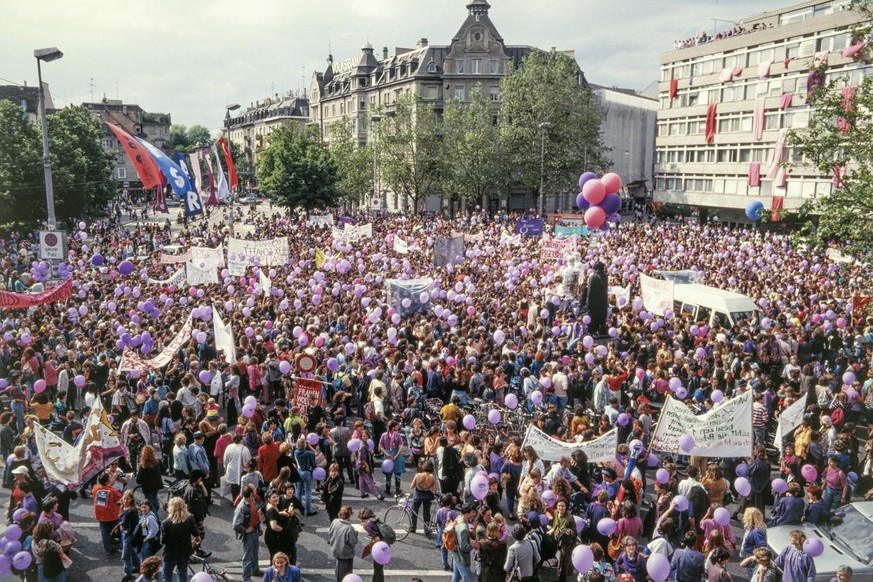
{"left": 830, "top": 406, "right": 845, "bottom": 427}
{"left": 539, "top": 532, "right": 559, "bottom": 563}
{"left": 375, "top": 519, "right": 397, "bottom": 545}
{"left": 364, "top": 400, "right": 377, "bottom": 422}
{"left": 441, "top": 523, "right": 458, "bottom": 551}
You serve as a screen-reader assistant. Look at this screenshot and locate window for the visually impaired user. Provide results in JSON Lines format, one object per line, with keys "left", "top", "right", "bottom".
{"left": 456, "top": 60, "right": 465, "bottom": 74}
{"left": 717, "top": 149, "right": 737, "bottom": 163}
{"left": 454, "top": 85, "right": 466, "bottom": 100}
{"left": 427, "top": 61, "right": 437, "bottom": 74}
{"left": 489, "top": 87, "right": 500, "bottom": 101}
{"left": 116, "top": 167, "right": 126, "bottom": 179}
{"left": 472, "top": 59, "right": 481, "bottom": 74}
{"left": 490, "top": 60, "right": 499, "bottom": 74}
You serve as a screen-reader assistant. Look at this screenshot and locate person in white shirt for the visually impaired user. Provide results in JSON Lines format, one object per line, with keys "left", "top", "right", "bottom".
{"left": 223, "top": 433, "right": 252, "bottom": 500}
{"left": 544, "top": 456, "right": 581, "bottom": 490}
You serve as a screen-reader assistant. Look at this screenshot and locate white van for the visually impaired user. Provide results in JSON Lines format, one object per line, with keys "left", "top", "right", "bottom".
{"left": 672, "top": 284, "right": 759, "bottom": 328}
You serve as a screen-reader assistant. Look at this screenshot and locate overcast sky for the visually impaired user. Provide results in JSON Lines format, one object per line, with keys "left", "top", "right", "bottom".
{"left": 2, "top": 0, "right": 791, "bottom": 130}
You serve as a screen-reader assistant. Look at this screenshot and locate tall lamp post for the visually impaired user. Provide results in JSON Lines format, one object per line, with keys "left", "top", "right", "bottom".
{"left": 34, "top": 47, "right": 63, "bottom": 229}
{"left": 538, "top": 121, "right": 551, "bottom": 216}
{"left": 370, "top": 114, "right": 382, "bottom": 213}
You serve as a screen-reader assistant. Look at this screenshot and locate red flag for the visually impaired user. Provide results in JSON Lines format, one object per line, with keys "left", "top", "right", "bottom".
{"left": 218, "top": 137, "right": 239, "bottom": 189}
{"left": 104, "top": 122, "right": 163, "bottom": 190}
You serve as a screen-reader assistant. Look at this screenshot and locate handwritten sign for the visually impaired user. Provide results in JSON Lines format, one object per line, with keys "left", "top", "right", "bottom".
{"left": 650, "top": 391, "right": 753, "bottom": 458}
{"left": 541, "top": 234, "right": 578, "bottom": 262}
{"left": 227, "top": 237, "right": 288, "bottom": 275}
{"left": 640, "top": 273, "right": 674, "bottom": 314}
{"left": 293, "top": 378, "right": 324, "bottom": 410}
{"left": 522, "top": 425, "right": 618, "bottom": 463}
{"left": 775, "top": 397, "right": 806, "bottom": 453}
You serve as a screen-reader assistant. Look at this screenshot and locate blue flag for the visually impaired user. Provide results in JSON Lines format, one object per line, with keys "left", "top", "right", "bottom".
{"left": 515, "top": 218, "right": 544, "bottom": 236}
{"left": 136, "top": 138, "right": 203, "bottom": 217}
{"left": 173, "top": 153, "right": 196, "bottom": 189}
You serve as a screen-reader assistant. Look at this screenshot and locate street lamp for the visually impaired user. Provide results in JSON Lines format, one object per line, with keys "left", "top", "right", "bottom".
{"left": 224, "top": 103, "right": 240, "bottom": 191}
{"left": 371, "top": 114, "right": 382, "bottom": 213}
{"left": 34, "top": 47, "right": 63, "bottom": 229}
{"left": 538, "top": 122, "right": 551, "bottom": 216}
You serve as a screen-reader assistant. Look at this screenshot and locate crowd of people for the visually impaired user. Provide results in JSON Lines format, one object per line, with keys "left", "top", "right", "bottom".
{"left": 1, "top": 201, "right": 872, "bottom": 582}
{"left": 672, "top": 23, "right": 775, "bottom": 51}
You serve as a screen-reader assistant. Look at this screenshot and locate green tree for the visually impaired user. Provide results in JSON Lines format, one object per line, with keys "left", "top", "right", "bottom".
{"left": 227, "top": 139, "right": 254, "bottom": 189}
{"left": 500, "top": 49, "right": 608, "bottom": 207}
{"left": 48, "top": 105, "right": 115, "bottom": 224}
{"left": 168, "top": 124, "right": 190, "bottom": 152}
{"left": 0, "top": 100, "right": 43, "bottom": 227}
{"left": 187, "top": 125, "right": 211, "bottom": 148}
{"left": 788, "top": 1, "right": 873, "bottom": 259}
{"left": 441, "top": 84, "right": 504, "bottom": 208}
{"left": 328, "top": 117, "right": 373, "bottom": 205}
{"left": 256, "top": 124, "right": 341, "bottom": 209}
{"left": 375, "top": 94, "right": 444, "bottom": 211}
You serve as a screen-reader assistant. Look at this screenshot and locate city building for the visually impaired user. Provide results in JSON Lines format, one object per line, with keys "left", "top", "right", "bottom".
{"left": 0, "top": 82, "right": 55, "bottom": 124}
{"left": 308, "top": 0, "right": 587, "bottom": 213}
{"left": 591, "top": 84, "right": 659, "bottom": 208}
{"left": 654, "top": 0, "right": 868, "bottom": 223}
{"left": 225, "top": 93, "right": 309, "bottom": 179}
{"left": 82, "top": 98, "right": 171, "bottom": 192}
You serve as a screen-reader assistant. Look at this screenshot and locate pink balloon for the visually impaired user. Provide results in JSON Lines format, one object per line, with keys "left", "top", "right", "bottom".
{"left": 34, "top": 379, "right": 47, "bottom": 394}
{"left": 601, "top": 172, "right": 623, "bottom": 194}
{"left": 584, "top": 206, "right": 606, "bottom": 228}
{"left": 582, "top": 179, "right": 606, "bottom": 205}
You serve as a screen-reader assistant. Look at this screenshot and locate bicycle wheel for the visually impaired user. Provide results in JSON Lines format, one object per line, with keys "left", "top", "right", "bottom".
{"left": 382, "top": 505, "right": 412, "bottom": 542}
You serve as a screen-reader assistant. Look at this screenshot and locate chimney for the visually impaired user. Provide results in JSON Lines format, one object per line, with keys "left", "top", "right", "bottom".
{"left": 383, "top": 47, "right": 389, "bottom": 60}
{"left": 418, "top": 38, "right": 428, "bottom": 48}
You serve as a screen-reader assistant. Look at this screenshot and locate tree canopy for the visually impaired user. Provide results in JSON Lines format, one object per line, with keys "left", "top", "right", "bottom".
{"left": 169, "top": 124, "right": 212, "bottom": 153}
{"left": 256, "top": 124, "right": 342, "bottom": 210}
{"left": 328, "top": 117, "right": 373, "bottom": 205}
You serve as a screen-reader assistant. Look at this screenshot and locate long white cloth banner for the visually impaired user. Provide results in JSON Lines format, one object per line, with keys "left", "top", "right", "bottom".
{"left": 500, "top": 233, "right": 521, "bottom": 246}
{"left": 522, "top": 425, "right": 618, "bottom": 463}
{"left": 393, "top": 236, "right": 408, "bottom": 254}
{"left": 258, "top": 268, "right": 272, "bottom": 292}
{"left": 640, "top": 273, "right": 674, "bottom": 315}
{"left": 190, "top": 245, "right": 225, "bottom": 268}
{"left": 148, "top": 267, "right": 187, "bottom": 287}
{"left": 119, "top": 315, "right": 194, "bottom": 371}
{"left": 227, "top": 237, "right": 288, "bottom": 275}
{"left": 309, "top": 214, "right": 334, "bottom": 227}
{"left": 213, "top": 306, "right": 236, "bottom": 363}
{"left": 160, "top": 251, "right": 191, "bottom": 264}
{"left": 775, "top": 397, "right": 806, "bottom": 453}
{"left": 541, "top": 234, "right": 577, "bottom": 261}
{"left": 650, "top": 391, "right": 753, "bottom": 457}
{"left": 186, "top": 261, "right": 218, "bottom": 286}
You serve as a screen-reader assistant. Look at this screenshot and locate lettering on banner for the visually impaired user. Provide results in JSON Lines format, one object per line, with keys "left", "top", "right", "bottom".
{"left": 522, "top": 425, "right": 617, "bottom": 463}
{"left": 294, "top": 379, "right": 324, "bottom": 411}
{"left": 650, "top": 391, "right": 752, "bottom": 457}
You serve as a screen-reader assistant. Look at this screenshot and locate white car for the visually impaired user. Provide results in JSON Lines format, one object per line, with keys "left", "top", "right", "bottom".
{"left": 241, "top": 195, "right": 259, "bottom": 205}
{"left": 767, "top": 501, "right": 873, "bottom": 581}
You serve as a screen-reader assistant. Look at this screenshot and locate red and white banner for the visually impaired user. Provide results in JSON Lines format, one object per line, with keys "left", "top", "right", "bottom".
{"left": 119, "top": 315, "right": 193, "bottom": 371}
{"left": 218, "top": 137, "right": 239, "bottom": 190}
{"left": 104, "top": 122, "right": 163, "bottom": 190}
{"left": 540, "top": 234, "right": 577, "bottom": 261}
{"left": 293, "top": 378, "right": 324, "bottom": 410}
{"left": 0, "top": 279, "right": 72, "bottom": 309}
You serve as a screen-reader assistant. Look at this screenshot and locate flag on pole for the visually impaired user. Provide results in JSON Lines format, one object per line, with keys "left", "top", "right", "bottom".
{"left": 201, "top": 148, "right": 218, "bottom": 206}
{"left": 211, "top": 144, "right": 231, "bottom": 202}
{"left": 77, "top": 399, "right": 127, "bottom": 485}
{"left": 188, "top": 152, "right": 203, "bottom": 194}
{"left": 218, "top": 137, "right": 239, "bottom": 189}
{"left": 33, "top": 422, "right": 81, "bottom": 485}
{"left": 104, "top": 122, "right": 163, "bottom": 189}
{"left": 136, "top": 138, "right": 203, "bottom": 217}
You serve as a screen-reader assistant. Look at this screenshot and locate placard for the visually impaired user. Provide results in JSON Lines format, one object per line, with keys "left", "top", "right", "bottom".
{"left": 775, "top": 397, "right": 806, "bottom": 453}
{"left": 227, "top": 237, "right": 288, "bottom": 275}
{"left": 541, "top": 234, "right": 578, "bottom": 261}
{"left": 650, "top": 391, "right": 753, "bottom": 457}
{"left": 640, "top": 273, "right": 674, "bottom": 314}
{"left": 522, "top": 425, "right": 618, "bottom": 463}
{"left": 293, "top": 378, "right": 324, "bottom": 409}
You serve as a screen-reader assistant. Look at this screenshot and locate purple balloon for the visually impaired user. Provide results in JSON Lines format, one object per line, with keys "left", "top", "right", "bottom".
{"left": 617, "top": 413, "right": 630, "bottom": 426}
{"left": 678, "top": 433, "right": 695, "bottom": 452}
{"left": 572, "top": 544, "right": 593, "bottom": 573}
{"left": 656, "top": 468, "right": 670, "bottom": 484}
{"left": 381, "top": 459, "right": 395, "bottom": 473}
{"left": 714, "top": 507, "right": 731, "bottom": 526}
{"left": 772, "top": 478, "right": 788, "bottom": 494}
{"left": 735, "top": 463, "right": 749, "bottom": 477}
{"left": 463, "top": 414, "right": 476, "bottom": 430}
{"left": 597, "top": 517, "right": 616, "bottom": 536}
{"left": 600, "top": 193, "right": 622, "bottom": 215}
{"left": 647, "top": 553, "right": 671, "bottom": 582}
{"left": 372, "top": 541, "right": 391, "bottom": 565}
{"left": 803, "top": 538, "right": 824, "bottom": 557}
{"left": 578, "top": 171, "right": 598, "bottom": 190}
{"left": 11, "top": 551, "right": 30, "bottom": 571}
{"left": 576, "top": 193, "right": 590, "bottom": 211}
{"left": 4, "top": 525, "right": 22, "bottom": 541}
{"left": 313, "top": 467, "right": 326, "bottom": 481}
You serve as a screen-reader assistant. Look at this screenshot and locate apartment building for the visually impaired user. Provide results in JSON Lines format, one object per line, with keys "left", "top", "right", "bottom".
{"left": 225, "top": 94, "right": 309, "bottom": 173}
{"left": 654, "top": 0, "right": 869, "bottom": 223}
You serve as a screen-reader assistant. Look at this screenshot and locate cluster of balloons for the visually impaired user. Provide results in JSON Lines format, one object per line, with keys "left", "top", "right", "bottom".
{"left": 0, "top": 521, "right": 32, "bottom": 576}
{"left": 242, "top": 395, "right": 258, "bottom": 418}
{"left": 577, "top": 171, "right": 623, "bottom": 229}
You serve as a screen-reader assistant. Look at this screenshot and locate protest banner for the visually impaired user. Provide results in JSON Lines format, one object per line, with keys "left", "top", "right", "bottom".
{"left": 227, "top": 237, "right": 288, "bottom": 275}
{"left": 452, "top": 231, "right": 484, "bottom": 242}
{"left": 148, "top": 267, "right": 187, "bottom": 287}
{"left": 640, "top": 273, "right": 674, "bottom": 314}
{"left": 500, "top": 233, "right": 521, "bottom": 246}
{"left": 160, "top": 250, "right": 191, "bottom": 264}
{"left": 258, "top": 268, "right": 272, "bottom": 292}
{"left": 0, "top": 279, "right": 72, "bottom": 309}
{"left": 33, "top": 422, "right": 81, "bottom": 485}
{"left": 308, "top": 214, "right": 334, "bottom": 227}
{"left": 609, "top": 285, "right": 631, "bottom": 305}
{"left": 774, "top": 397, "right": 806, "bottom": 453}
{"left": 555, "top": 225, "right": 589, "bottom": 237}
{"left": 213, "top": 307, "right": 236, "bottom": 363}
{"left": 186, "top": 261, "right": 218, "bottom": 286}
{"left": 522, "top": 425, "right": 618, "bottom": 463}
{"left": 78, "top": 400, "right": 127, "bottom": 484}
{"left": 190, "top": 245, "right": 225, "bottom": 268}
{"left": 434, "top": 235, "right": 465, "bottom": 267}
{"left": 385, "top": 277, "right": 434, "bottom": 318}
{"left": 515, "top": 218, "right": 544, "bottom": 236}
{"left": 650, "top": 391, "right": 753, "bottom": 457}
{"left": 540, "top": 234, "right": 578, "bottom": 261}
{"left": 293, "top": 378, "right": 324, "bottom": 410}
{"left": 119, "top": 316, "right": 194, "bottom": 371}
{"left": 393, "top": 236, "right": 409, "bottom": 254}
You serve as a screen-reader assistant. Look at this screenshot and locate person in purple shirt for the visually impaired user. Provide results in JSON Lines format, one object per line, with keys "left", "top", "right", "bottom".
{"left": 775, "top": 530, "right": 816, "bottom": 582}
{"left": 767, "top": 482, "right": 805, "bottom": 527}
{"left": 615, "top": 536, "right": 648, "bottom": 582}
{"left": 803, "top": 485, "right": 829, "bottom": 525}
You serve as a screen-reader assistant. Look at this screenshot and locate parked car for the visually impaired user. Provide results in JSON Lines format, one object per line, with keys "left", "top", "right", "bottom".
{"left": 165, "top": 198, "right": 181, "bottom": 207}
{"left": 767, "top": 501, "right": 873, "bottom": 582}
{"left": 241, "top": 195, "right": 259, "bottom": 206}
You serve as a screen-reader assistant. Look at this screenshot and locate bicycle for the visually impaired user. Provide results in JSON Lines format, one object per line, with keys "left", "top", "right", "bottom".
{"left": 187, "top": 552, "right": 230, "bottom": 582}
{"left": 382, "top": 492, "right": 438, "bottom": 542}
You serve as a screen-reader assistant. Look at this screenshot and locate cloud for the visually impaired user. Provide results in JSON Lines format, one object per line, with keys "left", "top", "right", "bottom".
{"left": 0, "top": 0, "right": 789, "bottom": 129}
